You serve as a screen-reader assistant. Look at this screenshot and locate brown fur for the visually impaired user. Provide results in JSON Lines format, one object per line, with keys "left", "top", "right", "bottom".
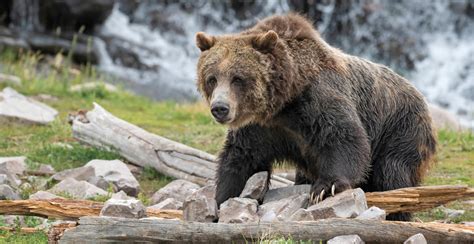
{"left": 195, "top": 14, "right": 437, "bottom": 221}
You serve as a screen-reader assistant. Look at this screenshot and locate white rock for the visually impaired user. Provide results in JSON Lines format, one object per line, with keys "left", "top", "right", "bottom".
{"left": 100, "top": 198, "right": 146, "bottom": 219}
{"left": 218, "top": 197, "right": 259, "bottom": 223}
{"left": 240, "top": 171, "right": 268, "bottom": 201}
{"left": 327, "top": 235, "right": 365, "bottom": 244}
{"left": 356, "top": 206, "right": 386, "bottom": 220}
{"left": 0, "top": 87, "right": 58, "bottom": 124}
{"left": 51, "top": 166, "right": 95, "bottom": 182}
{"left": 0, "top": 156, "right": 26, "bottom": 175}
{"left": 263, "top": 184, "right": 311, "bottom": 204}
{"left": 37, "top": 164, "right": 56, "bottom": 175}
{"left": 151, "top": 179, "right": 200, "bottom": 204}
{"left": 403, "top": 233, "right": 427, "bottom": 244}
{"left": 70, "top": 82, "right": 117, "bottom": 92}
{"left": 148, "top": 198, "right": 183, "bottom": 210}
{"left": 48, "top": 178, "right": 107, "bottom": 199}
{"left": 85, "top": 159, "right": 140, "bottom": 196}
{"left": 258, "top": 194, "right": 309, "bottom": 222}
{"left": 0, "top": 184, "right": 20, "bottom": 200}
{"left": 29, "top": 191, "right": 63, "bottom": 200}
{"left": 110, "top": 190, "right": 134, "bottom": 200}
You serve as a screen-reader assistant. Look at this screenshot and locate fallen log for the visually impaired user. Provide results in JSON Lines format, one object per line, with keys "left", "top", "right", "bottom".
{"left": 69, "top": 103, "right": 291, "bottom": 187}
{"left": 0, "top": 226, "right": 44, "bottom": 233}
{"left": 366, "top": 185, "right": 474, "bottom": 213}
{"left": 0, "top": 199, "right": 182, "bottom": 220}
{"left": 58, "top": 216, "right": 474, "bottom": 243}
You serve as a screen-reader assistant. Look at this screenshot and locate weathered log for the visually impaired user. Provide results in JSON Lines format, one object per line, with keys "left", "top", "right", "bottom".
{"left": 58, "top": 216, "right": 474, "bottom": 243}
{"left": 366, "top": 185, "right": 474, "bottom": 213}
{"left": 69, "top": 103, "right": 290, "bottom": 187}
{"left": 0, "top": 226, "right": 44, "bottom": 233}
{"left": 0, "top": 199, "right": 182, "bottom": 220}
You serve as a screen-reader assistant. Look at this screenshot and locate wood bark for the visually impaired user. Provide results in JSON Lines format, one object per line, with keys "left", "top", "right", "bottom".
{"left": 69, "top": 103, "right": 290, "bottom": 187}
{"left": 58, "top": 216, "right": 474, "bottom": 243}
{"left": 0, "top": 199, "right": 182, "bottom": 220}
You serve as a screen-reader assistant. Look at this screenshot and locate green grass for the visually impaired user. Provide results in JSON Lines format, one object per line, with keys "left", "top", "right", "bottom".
{"left": 0, "top": 51, "right": 472, "bottom": 242}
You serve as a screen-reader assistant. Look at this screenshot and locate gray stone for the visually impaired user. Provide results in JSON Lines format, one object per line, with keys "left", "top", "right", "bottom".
{"left": 29, "top": 191, "right": 63, "bottom": 200}
{"left": 70, "top": 82, "right": 118, "bottom": 93}
{"left": 438, "top": 206, "right": 465, "bottom": 218}
{"left": 328, "top": 235, "right": 365, "bottom": 244}
{"left": 37, "top": 164, "right": 56, "bottom": 175}
{"left": 288, "top": 208, "right": 315, "bottom": 221}
{"left": 356, "top": 206, "right": 386, "bottom": 220}
{"left": 0, "top": 87, "right": 58, "bottom": 124}
{"left": 52, "top": 166, "right": 95, "bottom": 182}
{"left": 263, "top": 184, "right": 311, "bottom": 204}
{"left": 48, "top": 178, "right": 107, "bottom": 199}
{"left": 0, "top": 184, "right": 20, "bottom": 200}
{"left": 0, "top": 172, "right": 21, "bottom": 187}
{"left": 218, "top": 197, "right": 258, "bottom": 223}
{"left": 100, "top": 198, "right": 146, "bottom": 219}
{"left": 26, "top": 176, "right": 48, "bottom": 190}
{"left": 148, "top": 198, "right": 183, "bottom": 210}
{"left": 111, "top": 190, "right": 134, "bottom": 200}
{"left": 461, "top": 221, "right": 474, "bottom": 227}
{"left": 0, "top": 174, "right": 6, "bottom": 184}
{"left": 87, "top": 176, "right": 115, "bottom": 191}
{"left": 151, "top": 179, "right": 200, "bottom": 204}
{"left": 239, "top": 171, "right": 268, "bottom": 201}
{"left": 0, "top": 156, "right": 26, "bottom": 176}
{"left": 183, "top": 188, "right": 218, "bottom": 222}
{"left": 290, "top": 188, "right": 367, "bottom": 220}
{"left": 403, "top": 233, "right": 427, "bottom": 244}
{"left": 258, "top": 194, "right": 309, "bottom": 222}
{"left": 85, "top": 159, "right": 140, "bottom": 196}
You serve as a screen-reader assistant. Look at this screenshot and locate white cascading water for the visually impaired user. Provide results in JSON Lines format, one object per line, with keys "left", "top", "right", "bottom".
{"left": 96, "top": 0, "right": 473, "bottom": 128}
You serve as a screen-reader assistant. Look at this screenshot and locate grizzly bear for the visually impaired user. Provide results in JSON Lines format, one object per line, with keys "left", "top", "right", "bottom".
{"left": 195, "top": 14, "right": 436, "bottom": 221}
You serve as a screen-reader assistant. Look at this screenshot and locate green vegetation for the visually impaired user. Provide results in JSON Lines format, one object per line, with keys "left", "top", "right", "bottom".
{"left": 0, "top": 51, "right": 472, "bottom": 243}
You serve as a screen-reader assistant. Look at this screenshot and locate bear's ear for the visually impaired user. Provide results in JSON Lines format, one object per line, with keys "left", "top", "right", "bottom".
{"left": 196, "top": 32, "right": 215, "bottom": 52}
{"left": 253, "top": 30, "right": 279, "bottom": 53}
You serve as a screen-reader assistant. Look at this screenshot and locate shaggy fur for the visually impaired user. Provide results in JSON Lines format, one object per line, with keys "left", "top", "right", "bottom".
{"left": 195, "top": 14, "right": 436, "bottom": 221}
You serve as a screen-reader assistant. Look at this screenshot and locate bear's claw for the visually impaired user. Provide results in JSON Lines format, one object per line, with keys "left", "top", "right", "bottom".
{"left": 309, "top": 179, "right": 351, "bottom": 205}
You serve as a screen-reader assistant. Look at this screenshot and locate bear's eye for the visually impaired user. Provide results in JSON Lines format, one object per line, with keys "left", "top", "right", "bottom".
{"left": 207, "top": 76, "right": 217, "bottom": 87}
{"left": 232, "top": 76, "right": 245, "bottom": 85}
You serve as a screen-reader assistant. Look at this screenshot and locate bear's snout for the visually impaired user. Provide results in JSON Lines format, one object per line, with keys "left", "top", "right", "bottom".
{"left": 211, "top": 102, "right": 230, "bottom": 123}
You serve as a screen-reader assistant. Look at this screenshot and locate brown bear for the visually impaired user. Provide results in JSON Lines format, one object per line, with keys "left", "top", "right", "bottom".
{"left": 195, "top": 14, "right": 436, "bottom": 221}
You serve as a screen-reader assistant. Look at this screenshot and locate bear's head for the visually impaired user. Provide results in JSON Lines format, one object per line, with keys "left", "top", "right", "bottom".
{"left": 195, "top": 30, "right": 297, "bottom": 129}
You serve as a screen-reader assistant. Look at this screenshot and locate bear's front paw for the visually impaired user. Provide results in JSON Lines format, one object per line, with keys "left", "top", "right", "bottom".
{"left": 309, "top": 178, "right": 351, "bottom": 204}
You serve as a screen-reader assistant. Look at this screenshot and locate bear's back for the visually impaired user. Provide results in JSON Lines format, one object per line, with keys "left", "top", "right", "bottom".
{"left": 243, "top": 14, "right": 319, "bottom": 41}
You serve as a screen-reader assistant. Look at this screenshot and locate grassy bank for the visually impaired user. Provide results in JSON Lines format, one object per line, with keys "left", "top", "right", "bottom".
{"left": 0, "top": 52, "right": 472, "bottom": 243}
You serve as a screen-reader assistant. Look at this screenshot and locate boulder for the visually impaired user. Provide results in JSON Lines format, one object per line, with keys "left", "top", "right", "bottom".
{"left": 0, "top": 87, "right": 58, "bottom": 124}
{"left": 37, "top": 164, "right": 56, "bottom": 175}
{"left": 289, "top": 188, "right": 367, "bottom": 220}
{"left": 87, "top": 176, "right": 114, "bottom": 191}
{"left": 85, "top": 159, "right": 140, "bottom": 196}
{"left": 239, "top": 171, "right": 268, "bottom": 201}
{"left": 100, "top": 198, "right": 146, "bottom": 219}
{"left": 428, "top": 104, "right": 463, "bottom": 130}
{"left": 51, "top": 166, "right": 95, "bottom": 182}
{"left": 110, "top": 190, "right": 134, "bottom": 200}
{"left": 183, "top": 186, "right": 218, "bottom": 223}
{"left": 356, "top": 206, "right": 386, "bottom": 220}
{"left": 0, "top": 156, "right": 26, "bottom": 176}
{"left": 263, "top": 184, "right": 310, "bottom": 204}
{"left": 148, "top": 198, "right": 183, "bottom": 210}
{"left": 0, "top": 184, "right": 20, "bottom": 200}
{"left": 403, "top": 233, "right": 427, "bottom": 244}
{"left": 48, "top": 178, "right": 107, "bottom": 199}
{"left": 258, "top": 194, "right": 309, "bottom": 222}
{"left": 218, "top": 198, "right": 259, "bottom": 224}
{"left": 29, "top": 191, "right": 63, "bottom": 200}
{"left": 0, "top": 174, "right": 6, "bottom": 184}
{"left": 26, "top": 176, "right": 48, "bottom": 191}
{"left": 327, "top": 235, "right": 365, "bottom": 244}
{"left": 151, "top": 179, "right": 200, "bottom": 204}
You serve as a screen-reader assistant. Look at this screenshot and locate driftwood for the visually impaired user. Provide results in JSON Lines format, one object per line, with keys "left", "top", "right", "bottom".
{"left": 69, "top": 103, "right": 291, "bottom": 187}
{"left": 0, "top": 199, "right": 182, "bottom": 220}
{"left": 58, "top": 217, "right": 474, "bottom": 243}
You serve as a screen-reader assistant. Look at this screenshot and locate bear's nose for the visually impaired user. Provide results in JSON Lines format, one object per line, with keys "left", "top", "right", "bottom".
{"left": 211, "top": 102, "right": 230, "bottom": 121}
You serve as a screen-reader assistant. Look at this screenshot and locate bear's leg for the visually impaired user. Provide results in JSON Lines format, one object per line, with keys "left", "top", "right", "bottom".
{"left": 295, "top": 168, "right": 312, "bottom": 185}
{"left": 215, "top": 125, "right": 291, "bottom": 206}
